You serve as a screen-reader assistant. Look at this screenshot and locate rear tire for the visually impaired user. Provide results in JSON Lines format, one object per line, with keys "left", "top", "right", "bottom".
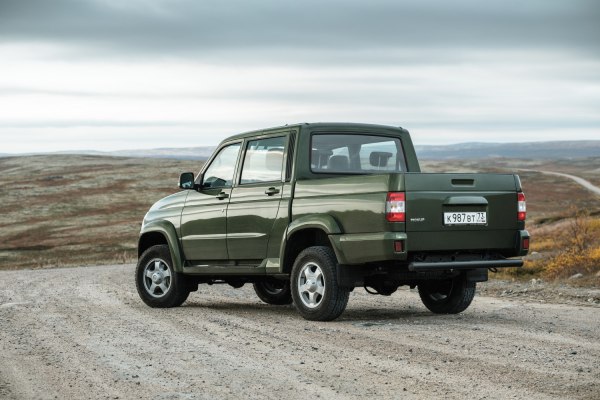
{"left": 136, "top": 244, "right": 191, "bottom": 308}
{"left": 253, "top": 279, "right": 293, "bottom": 305}
{"left": 418, "top": 274, "right": 475, "bottom": 314}
{"left": 291, "top": 246, "right": 349, "bottom": 321}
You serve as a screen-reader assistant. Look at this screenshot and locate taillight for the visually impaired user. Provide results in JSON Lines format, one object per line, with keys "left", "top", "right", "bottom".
{"left": 517, "top": 192, "right": 526, "bottom": 221}
{"left": 386, "top": 192, "right": 405, "bottom": 222}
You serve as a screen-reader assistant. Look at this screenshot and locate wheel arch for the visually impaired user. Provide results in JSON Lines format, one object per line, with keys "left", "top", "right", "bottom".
{"left": 138, "top": 220, "right": 184, "bottom": 272}
{"left": 279, "top": 214, "right": 343, "bottom": 274}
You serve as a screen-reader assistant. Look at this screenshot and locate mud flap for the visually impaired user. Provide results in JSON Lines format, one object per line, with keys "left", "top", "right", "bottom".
{"left": 337, "top": 265, "right": 365, "bottom": 289}
{"left": 465, "top": 268, "right": 488, "bottom": 283}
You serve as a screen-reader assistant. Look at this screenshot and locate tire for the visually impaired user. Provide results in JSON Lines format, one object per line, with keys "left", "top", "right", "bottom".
{"left": 290, "top": 246, "right": 350, "bottom": 321}
{"left": 418, "top": 273, "right": 476, "bottom": 314}
{"left": 135, "top": 244, "right": 191, "bottom": 308}
{"left": 253, "top": 279, "right": 293, "bottom": 305}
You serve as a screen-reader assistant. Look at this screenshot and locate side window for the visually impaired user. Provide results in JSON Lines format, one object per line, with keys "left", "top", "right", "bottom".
{"left": 240, "top": 136, "right": 286, "bottom": 184}
{"left": 202, "top": 143, "right": 241, "bottom": 189}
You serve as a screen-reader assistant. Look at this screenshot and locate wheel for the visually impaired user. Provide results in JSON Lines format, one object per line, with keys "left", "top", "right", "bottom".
{"left": 253, "top": 279, "right": 293, "bottom": 305}
{"left": 290, "top": 246, "right": 349, "bottom": 321}
{"left": 135, "top": 244, "right": 191, "bottom": 308}
{"left": 418, "top": 273, "right": 476, "bottom": 314}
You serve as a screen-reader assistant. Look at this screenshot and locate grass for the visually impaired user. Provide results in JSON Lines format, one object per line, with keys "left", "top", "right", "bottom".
{"left": 495, "top": 209, "right": 600, "bottom": 286}
{"left": 1, "top": 154, "right": 599, "bottom": 287}
{"left": 0, "top": 155, "right": 199, "bottom": 269}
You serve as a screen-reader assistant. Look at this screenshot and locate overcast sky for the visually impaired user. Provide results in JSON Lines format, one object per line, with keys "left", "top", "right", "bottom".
{"left": 1, "top": 0, "right": 599, "bottom": 153}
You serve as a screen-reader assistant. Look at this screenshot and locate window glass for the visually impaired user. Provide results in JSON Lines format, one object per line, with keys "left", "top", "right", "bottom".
{"left": 202, "top": 143, "right": 241, "bottom": 189}
{"left": 311, "top": 134, "right": 405, "bottom": 174}
{"left": 240, "top": 136, "right": 286, "bottom": 184}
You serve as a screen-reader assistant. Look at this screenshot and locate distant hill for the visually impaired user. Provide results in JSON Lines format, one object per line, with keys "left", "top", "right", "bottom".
{"left": 2, "top": 141, "right": 598, "bottom": 160}
{"left": 107, "top": 141, "right": 600, "bottom": 160}
{"left": 107, "top": 146, "right": 216, "bottom": 160}
{"left": 0, "top": 146, "right": 217, "bottom": 161}
{"left": 415, "top": 141, "right": 600, "bottom": 159}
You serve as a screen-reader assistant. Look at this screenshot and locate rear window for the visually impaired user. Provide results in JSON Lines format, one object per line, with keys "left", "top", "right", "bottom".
{"left": 311, "top": 134, "right": 406, "bottom": 174}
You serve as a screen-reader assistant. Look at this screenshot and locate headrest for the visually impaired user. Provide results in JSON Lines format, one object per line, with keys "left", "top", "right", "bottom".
{"left": 328, "top": 155, "right": 349, "bottom": 171}
{"left": 369, "top": 151, "right": 393, "bottom": 167}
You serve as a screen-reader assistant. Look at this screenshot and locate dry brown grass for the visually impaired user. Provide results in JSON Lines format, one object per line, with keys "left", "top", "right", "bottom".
{"left": 0, "top": 155, "right": 200, "bottom": 270}
{"left": 496, "top": 207, "right": 600, "bottom": 285}
{"left": 539, "top": 208, "right": 600, "bottom": 281}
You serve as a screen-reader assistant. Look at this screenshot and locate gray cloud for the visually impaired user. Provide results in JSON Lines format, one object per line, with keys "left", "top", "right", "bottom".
{"left": 0, "top": 120, "right": 193, "bottom": 128}
{"left": 2, "top": 115, "right": 598, "bottom": 131}
{"left": 1, "top": 0, "right": 599, "bottom": 62}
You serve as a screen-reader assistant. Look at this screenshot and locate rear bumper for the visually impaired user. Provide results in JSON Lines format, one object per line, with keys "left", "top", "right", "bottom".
{"left": 406, "top": 229, "right": 529, "bottom": 256}
{"left": 331, "top": 229, "right": 529, "bottom": 264}
{"left": 408, "top": 259, "right": 523, "bottom": 272}
{"left": 329, "top": 232, "right": 408, "bottom": 265}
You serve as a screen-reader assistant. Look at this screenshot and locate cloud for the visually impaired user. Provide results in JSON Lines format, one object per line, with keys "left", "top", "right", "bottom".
{"left": 1, "top": 0, "right": 599, "bottom": 62}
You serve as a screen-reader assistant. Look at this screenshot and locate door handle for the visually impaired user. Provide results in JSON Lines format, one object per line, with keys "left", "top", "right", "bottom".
{"left": 216, "top": 191, "right": 229, "bottom": 200}
{"left": 264, "top": 187, "right": 280, "bottom": 196}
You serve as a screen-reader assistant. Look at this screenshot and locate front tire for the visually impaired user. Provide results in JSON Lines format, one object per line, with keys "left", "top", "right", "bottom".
{"left": 291, "top": 246, "right": 349, "bottom": 321}
{"left": 418, "top": 273, "right": 475, "bottom": 314}
{"left": 135, "top": 244, "right": 191, "bottom": 308}
{"left": 253, "top": 279, "right": 293, "bottom": 305}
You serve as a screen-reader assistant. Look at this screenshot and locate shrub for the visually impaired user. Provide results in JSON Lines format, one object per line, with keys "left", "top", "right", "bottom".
{"left": 540, "top": 207, "right": 600, "bottom": 280}
{"left": 543, "top": 246, "right": 600, "bottom": 280}
{"left": 566, "top": 207, "right": 592, "bottom": 252}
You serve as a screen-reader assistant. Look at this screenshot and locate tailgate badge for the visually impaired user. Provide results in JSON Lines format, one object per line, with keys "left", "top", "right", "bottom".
{"left": 410, "top": 217, "right": 425, "bottom": 222}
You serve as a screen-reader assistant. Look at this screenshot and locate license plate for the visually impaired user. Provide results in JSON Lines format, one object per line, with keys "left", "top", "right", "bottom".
{"left": 444, "top": 212, "right": 487, "bottom": 225}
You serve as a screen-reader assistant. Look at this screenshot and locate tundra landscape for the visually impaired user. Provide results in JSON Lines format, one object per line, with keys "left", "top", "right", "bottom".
{"left": 1, "top": 153, "right": 599, "bottom": 399}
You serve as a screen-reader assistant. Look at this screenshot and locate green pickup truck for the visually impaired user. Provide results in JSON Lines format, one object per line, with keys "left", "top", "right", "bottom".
{"left": 135, "top": 123, "right": 529, "bottom": 321}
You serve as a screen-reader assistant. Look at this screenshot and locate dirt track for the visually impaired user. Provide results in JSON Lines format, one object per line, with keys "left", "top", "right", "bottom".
{"left": 517, "top": 169, "right": 600, "bottom": 196}
{"left": 1, "top": 265, "right": 599, "bottom": 400}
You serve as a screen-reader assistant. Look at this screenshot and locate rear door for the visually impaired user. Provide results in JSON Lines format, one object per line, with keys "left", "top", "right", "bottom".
{"left": 226, "top": 134, "right": 288, "bottom": 261}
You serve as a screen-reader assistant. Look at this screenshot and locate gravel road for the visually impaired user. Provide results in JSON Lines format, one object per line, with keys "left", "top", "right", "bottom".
{"left": 1, "top": 265, "right": 599, "bottom": 400}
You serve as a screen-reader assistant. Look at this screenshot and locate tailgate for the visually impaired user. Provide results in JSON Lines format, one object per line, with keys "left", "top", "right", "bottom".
{"left": 403, "top": 173, "right": 519, "bottom": 251}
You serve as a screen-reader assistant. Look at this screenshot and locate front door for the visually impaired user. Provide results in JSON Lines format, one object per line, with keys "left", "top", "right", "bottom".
{"left": 180, "top": 142, "right": 241, "bottom": 262}
{"left": 226, "top": 135, "right": 287, "bottom": 261}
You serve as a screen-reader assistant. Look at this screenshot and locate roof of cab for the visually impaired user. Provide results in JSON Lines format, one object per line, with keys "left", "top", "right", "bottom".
{"left": 221, "top": 122, "right": 409, "bottom": 143}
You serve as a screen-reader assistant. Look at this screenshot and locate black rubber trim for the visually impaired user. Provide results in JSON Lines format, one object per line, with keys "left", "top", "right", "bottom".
{"left": 408, "top": 259, "right": 523, "bottom": 271}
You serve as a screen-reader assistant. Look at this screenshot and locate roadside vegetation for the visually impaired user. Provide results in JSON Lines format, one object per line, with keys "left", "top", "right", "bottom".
{"left": 497, "top": 207, "right": 600, "bottom": 286}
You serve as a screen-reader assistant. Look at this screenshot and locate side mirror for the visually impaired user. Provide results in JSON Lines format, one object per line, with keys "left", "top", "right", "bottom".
{"left": 178, "top": 172, "right": 195, "bottom": 190}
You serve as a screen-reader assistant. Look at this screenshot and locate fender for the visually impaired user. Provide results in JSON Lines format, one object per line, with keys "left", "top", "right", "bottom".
{"left": 286, "top": 214, "right": 342, "bottom": 238}
{"left": 139, "top": 220, "right": 185, "bottom": 272}
{"left": 278, "top": 214, "right": 343, "bottom": 272}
